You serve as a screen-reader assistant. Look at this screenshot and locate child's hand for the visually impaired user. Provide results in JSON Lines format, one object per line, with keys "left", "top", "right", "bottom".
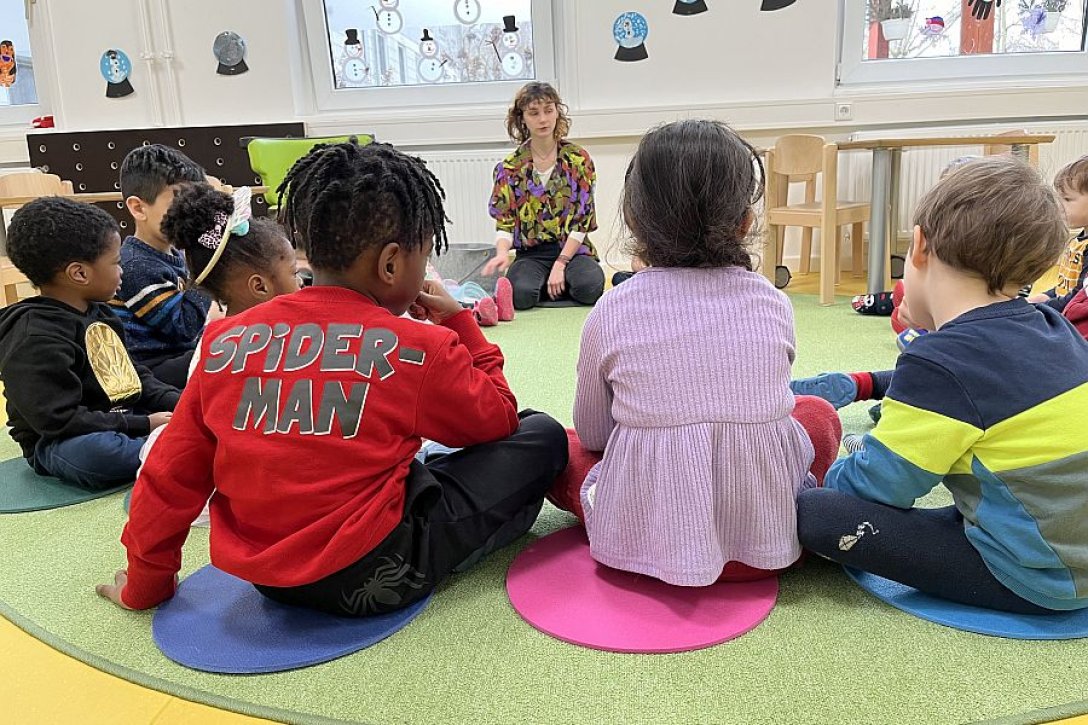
{"left": 411, "top": 280, "right": 462, "bottom": 324}
{"left": 1026, "top": 293, "right": 1049, "bottom": 304}
{"left": 96, "top": 569, "right": 134, "bottom": 610}
{"left": 149, "top": 412, "right": 173, "bottom": 431}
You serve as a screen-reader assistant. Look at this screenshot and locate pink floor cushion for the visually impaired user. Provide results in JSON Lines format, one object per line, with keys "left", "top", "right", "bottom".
{"left": 506, "top": 526, "right": 779, "bottom": 653}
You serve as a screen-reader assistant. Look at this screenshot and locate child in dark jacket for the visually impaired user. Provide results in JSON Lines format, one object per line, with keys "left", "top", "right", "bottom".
{"left": 0, "top": 198, "right": 178, "bottom": 489}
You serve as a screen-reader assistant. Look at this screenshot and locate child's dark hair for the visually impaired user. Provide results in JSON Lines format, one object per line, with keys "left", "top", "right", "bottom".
{"left": 6, "top": 197, "right": 119, "bottom": 286}
{"left": 622, "top": 120, "right": 764, "bottom": 270}
{"left": 276, "top": 141, "right": 448, "bottom": 271}
{"left": 161, "top": 184, "right": 292, "bottom": 301}
{"left": 120, "top": 143, "right": 206, "bottom": 201}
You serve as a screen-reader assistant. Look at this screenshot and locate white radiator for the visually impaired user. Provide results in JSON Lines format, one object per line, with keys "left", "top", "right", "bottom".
{"left": 413, "top": 150, "right": 507, "bottom": 245}
{"left": 841, "top": 123, "right": 1088, "bottom": 246}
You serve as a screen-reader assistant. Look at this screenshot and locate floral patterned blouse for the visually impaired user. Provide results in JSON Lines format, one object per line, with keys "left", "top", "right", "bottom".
{"left": 488, "top": 140, "right": 598, "bottom": 258}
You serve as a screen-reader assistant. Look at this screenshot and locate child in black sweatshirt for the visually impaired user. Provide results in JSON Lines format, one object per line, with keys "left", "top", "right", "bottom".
{"left": 0, "top": 198, "right": 178, "bottom": 489}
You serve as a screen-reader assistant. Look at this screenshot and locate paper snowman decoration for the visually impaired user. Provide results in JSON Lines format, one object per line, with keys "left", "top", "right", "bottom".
{"left": 499, "top": 15, "right": 525, "bottom": 78}
{"left": 373, "top": 0, "right": 403, "bottom": 35}
{"left": 213, "top": 31, "right": 249, "bottom": 75}
{"left": 101, "top": 49, "right": 135, "bottom": 98}
{"left": 613, "top": 13, "right": 649, "bottom": 62}
{"left": 453, "top": 0, "right": 481, "bottom": 25}
{"left": 417, "top": 29, "right": 444, "bottom": 83}
{"left": 673, "top": 0, "right": 708, "bottom": 15}
{"left": 339, "top": 29, "right": 370, "bottom": 85}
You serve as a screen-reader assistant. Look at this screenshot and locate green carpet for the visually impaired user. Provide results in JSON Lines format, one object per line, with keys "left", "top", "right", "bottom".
{"left": 1, "top": 296, "right": 1086, "bottom": 725}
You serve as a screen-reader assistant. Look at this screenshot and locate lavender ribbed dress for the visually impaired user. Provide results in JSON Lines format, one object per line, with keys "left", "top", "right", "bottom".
{"left": 574, "top": 266, "right": 816, "bottom": 586}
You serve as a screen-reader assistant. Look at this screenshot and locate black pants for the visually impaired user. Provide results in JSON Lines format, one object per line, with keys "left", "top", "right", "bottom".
{"left": 256, "top": 411, "right": 569, "bottom": 616}
{"left": 144, "top": 349, "right": 195, "bottom": 390}
{"left": 507, "top": 247, "right": 605, "bottom": 310}
{"left": 796, "top": 488, "right": 1049, "bottom": 614}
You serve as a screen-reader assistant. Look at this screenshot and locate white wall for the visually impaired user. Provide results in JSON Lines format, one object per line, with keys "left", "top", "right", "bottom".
{"left": 6, "top": 0, "right": 1088, "bottom": 267}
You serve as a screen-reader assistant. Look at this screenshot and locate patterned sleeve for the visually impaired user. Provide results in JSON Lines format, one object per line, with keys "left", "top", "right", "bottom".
{"left": 489, "top": 160, "right": 517, "bottom": 235}
{"left": 567, "top": 146, "right": 598, "bottom": 235}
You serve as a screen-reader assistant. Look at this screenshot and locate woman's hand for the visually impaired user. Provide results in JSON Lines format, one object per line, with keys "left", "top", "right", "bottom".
{"left": 410, "top": 280, "right": 463, "bottom": 324}
{"left": 548, "top": 263, "right": 567, "bottom": 300}
{"left": 482, "top": 253, "right": 511, "bottom": 276}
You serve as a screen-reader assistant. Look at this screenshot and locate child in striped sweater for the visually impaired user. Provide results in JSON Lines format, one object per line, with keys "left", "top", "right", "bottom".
{"left": 548, "top": 120, "right": 842, "bottom": 586}
{"left": 109, "top": 145, "right": 212, "bottom": 390}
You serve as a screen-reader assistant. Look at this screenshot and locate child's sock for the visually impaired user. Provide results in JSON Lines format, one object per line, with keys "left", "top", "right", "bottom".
{"left": 790, "top": 372, "right": 859, "bottom": 409}
{"left": 842, "top": 433, "right": 866, "bottom": 454}
{"left": 494, "top": 276, "right": 515, "bottom": 321}
{"left": 851, "top": 291, "right": 896, "bottom": 316}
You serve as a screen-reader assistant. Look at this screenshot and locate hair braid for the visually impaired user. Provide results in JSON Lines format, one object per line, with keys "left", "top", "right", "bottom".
{"left": 277, "top": 141, "right": 448, "bottom": 271}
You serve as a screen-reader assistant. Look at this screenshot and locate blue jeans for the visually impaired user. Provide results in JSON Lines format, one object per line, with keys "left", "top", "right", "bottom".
{"left": 32, "top": 431, "right": 147, "bottom": 491}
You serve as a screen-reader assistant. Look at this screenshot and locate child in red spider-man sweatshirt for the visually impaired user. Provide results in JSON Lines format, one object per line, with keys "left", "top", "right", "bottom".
{"left": 97, "top": 141, "right": 568, "bottom": 617}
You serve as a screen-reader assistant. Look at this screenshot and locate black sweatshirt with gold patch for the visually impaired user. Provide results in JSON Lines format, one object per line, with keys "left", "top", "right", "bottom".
{"left": 0, "top": 296, "right": 179, "bottom": 458}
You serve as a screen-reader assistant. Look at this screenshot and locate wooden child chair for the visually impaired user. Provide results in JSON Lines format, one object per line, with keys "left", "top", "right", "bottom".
{"left": 763, "top": 135, "right": 872, "bottom": 305}
{"left": 0, "top": 171, "right": 74, "bottom": 306}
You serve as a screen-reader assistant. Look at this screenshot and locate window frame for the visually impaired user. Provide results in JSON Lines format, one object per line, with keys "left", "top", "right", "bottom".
{"left": 837, "top": 0, "right": 1088, "bottom": 88}
{"left": 297, "top": 0, "right": 557, "bottom": 114}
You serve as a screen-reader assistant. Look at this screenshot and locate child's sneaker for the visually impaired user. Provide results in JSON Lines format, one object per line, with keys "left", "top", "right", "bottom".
{"left": 790, "top": 372, "right": 858, "bottom": 409}
{"left": 474, "top": 297, "right": 499, "bottom": 327}
{"left": 851, "top": 291, "right": 895, "bottom": 316}
{"left": 896, "top": 328, "right": 928, "bottom": 352}
{"left": 495, "top": 276, "right": 515, "bottom": 321}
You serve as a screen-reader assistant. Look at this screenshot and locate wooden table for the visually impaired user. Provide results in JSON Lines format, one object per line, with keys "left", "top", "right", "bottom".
{"left": 837, "top": 135, "right": 1055, "bottom": 294}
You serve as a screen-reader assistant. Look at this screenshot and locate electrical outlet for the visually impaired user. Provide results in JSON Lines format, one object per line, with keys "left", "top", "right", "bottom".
{"left": 835, "top": 102, "right": 853, "bottom": 121}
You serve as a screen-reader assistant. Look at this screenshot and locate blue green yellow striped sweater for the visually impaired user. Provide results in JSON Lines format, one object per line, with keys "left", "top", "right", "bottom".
{"left": 109, "top": 237, "right": 211, "bottom": 365}
{"left": 826, "top": 298, "right": 1088, "bottom": 610}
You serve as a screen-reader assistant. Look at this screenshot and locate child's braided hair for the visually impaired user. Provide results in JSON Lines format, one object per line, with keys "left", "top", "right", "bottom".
{"left": 276, "top": 140, "right": 449, "bottom": 270}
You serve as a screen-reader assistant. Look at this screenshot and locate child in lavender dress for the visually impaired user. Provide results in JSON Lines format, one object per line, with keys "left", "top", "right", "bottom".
{"left": 548, "top": 120, "right": 842, "bottom": 586}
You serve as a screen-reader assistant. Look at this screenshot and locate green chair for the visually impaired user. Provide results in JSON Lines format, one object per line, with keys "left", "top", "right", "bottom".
{"left": 246, "top": 134, "right": 374, "bottom": 209}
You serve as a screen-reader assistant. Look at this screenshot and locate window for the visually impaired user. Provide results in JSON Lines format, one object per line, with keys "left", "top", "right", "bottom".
{"left": 299, "top": 0, "right": 555, "bottom": 112}
{"left": 839, "top": 0, "right": 1088, "bottom": 86}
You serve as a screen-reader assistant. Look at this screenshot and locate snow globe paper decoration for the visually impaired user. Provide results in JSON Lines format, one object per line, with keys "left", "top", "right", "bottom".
{"left": 760, "top": 0, "right": 798, "bottom": 9}
{"left": 101, "top": 49, "right": 134, "bottom": 98}
{"left": 453, "top": 0, "right": 481, "bottom": 25}
{"left": 673, "top": 0, "right": 708, "bottom": 15}
{"left": 213, "top": 31, "right": 249, "bottom": 75}
{"left": 613, "top": 12, "right": 649, "bottom": 62}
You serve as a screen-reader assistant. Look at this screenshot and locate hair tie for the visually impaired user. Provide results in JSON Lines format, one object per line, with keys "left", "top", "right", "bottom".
{"left": 194, "top": 187, "right": 252, "bottom": 286}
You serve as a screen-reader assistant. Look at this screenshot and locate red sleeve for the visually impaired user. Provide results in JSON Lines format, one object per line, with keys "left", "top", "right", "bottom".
{"left": 120, "top": 370, "right": 216, "bottom": 609}
{"left": 1064, "top": 290, "right": 1088, "bottom": 340}
{"left": 414, "top": 310, "right": 519, "bottom": 447}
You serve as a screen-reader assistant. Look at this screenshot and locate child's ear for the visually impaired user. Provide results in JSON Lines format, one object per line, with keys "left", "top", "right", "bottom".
{"left": 247, "top": 273, "right": 271, "bottom": 300}
{"left": 65, "top": 261, "right": 90, "bottom": 286}
{"left": 125, "top": 196, "right": 147, "bottom": 222}
{"left": 376, "top": 242, "right": 401, "bottom": 284}
{"left": 909, "top": 225, "right": 930, "bottom": 268}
